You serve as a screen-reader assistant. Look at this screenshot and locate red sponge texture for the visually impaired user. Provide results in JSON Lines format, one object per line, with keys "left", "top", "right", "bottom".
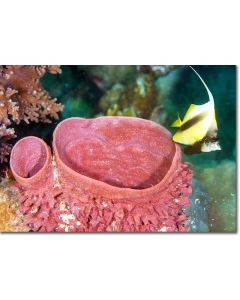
{"left": 10, "top": 117, "right": 192, "bottom": 232}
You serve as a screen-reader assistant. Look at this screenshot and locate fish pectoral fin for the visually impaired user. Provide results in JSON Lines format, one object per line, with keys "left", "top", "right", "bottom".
{"left": 171, "top": 113, "right": 182, "bottom": 127}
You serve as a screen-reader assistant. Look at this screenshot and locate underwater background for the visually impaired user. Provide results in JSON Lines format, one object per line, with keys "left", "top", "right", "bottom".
{"left": 9, "top": 65, "right": 237, "bottom": 232}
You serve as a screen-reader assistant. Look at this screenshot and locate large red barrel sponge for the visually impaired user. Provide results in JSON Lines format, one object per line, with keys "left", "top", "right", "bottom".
{"left": 10, "top": 117, "right": 192, "bottom": 232}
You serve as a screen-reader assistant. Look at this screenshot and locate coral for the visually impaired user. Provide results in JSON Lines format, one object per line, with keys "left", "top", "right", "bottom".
{"left": 99, "top": 73, "right": 157, "bottom": 119}
{"left": 137, "top": 65, "right": 180, "bottom": 77}
{"left": 0, "top": 124, "right": 15, "bottom": 163}
{"left": 0, "top": 65, "right": 63, "bottom": 164}
{"left": 106, "top": 104, "right": 137, "bottom": 117}
{"left": 80, "top": 66, "right": 137, "bottom": 90}
{"left": 0, "top": 65, "right": 63, "bottom": 124}
{"left": 84, "top": 66, "right": 179, "bottom": 92}
{"left": 10, "top": 117, "right": 192, "bottom": 232}
{"left": 98, "top": 84, "right": 125, "bottom": 113}
{"left": 0, "top": 177, "right": 29, "bottom": 232}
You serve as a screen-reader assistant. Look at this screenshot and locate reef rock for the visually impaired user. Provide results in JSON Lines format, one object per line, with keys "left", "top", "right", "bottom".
{"left": 184, "top": 177, "right": 209, "bottom": 232}
{"left": 196, "top": 160, "right": 236, "bottom": 232}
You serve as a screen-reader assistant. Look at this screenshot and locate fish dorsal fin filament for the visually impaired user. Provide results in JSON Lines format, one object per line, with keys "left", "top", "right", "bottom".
{"left": 189, "top": 66, "right": 214, "bottom": 105}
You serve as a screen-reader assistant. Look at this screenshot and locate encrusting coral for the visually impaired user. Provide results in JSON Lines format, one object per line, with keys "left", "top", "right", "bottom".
{"left": 10, "top": 117, "right": 192, "bottom": 232}
{"left": 0, "top": 65, "right": 63, "bottom": 163}
{"left": 0, "top": 177, "right": 29, "bottom": 232}
{"left": 80, "top": 66, "right": 137, "bottom": 91}
{"left": 99, "top": 73, "right": 157, "bottom": 119}
{"left": 137, "top": 65, "right": 180, "bottom": 76}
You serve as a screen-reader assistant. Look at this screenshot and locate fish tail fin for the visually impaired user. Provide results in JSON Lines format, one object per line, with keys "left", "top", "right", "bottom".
{"left": 171, "top": 113, "right": 182, "bottom": 127}
{"left": 189, "top": 66, "right": 214, "bottom": 105}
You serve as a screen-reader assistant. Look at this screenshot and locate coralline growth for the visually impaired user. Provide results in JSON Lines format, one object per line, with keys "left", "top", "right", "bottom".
{"left": 98, "top": 66, "right": 180, "bottom": 120}
{"left": 10, "top": 117, "right": 192, "bottom": 232}
{"left": 0, "top": 65, "right": 63, "bottom": 163}
{"left": 0, "top": 178, "right": 29, "bottom": 232}
{"left": 99, "top": 73, "right": 157, "bottom": 118}
{"left": 137, "top": 65, "right": 180, "bottom": 76}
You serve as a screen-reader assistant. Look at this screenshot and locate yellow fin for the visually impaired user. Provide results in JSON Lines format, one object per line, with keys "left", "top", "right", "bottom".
{"left": 171, "top": 114, "right": 182, "bottom": 127}
{"left": 173, "top": 118, "right": 209, "bottom": 145}
{"left": 182, "top": 104, "right": 200, "bottom": 123}
{"left": 173, "top": 130, "right": 197, "bottom": 145}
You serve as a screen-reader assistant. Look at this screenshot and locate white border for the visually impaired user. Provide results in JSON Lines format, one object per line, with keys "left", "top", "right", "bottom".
{"left": 0, "top": 1, "right": 239, "bottom": 300}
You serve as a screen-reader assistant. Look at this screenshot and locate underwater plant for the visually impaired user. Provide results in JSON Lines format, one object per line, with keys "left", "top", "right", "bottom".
{"left": 0, "top": 65, "right": 63, "bottom": 164}
{"left": 10, "top": 117, "right": 192, "bottom": 232}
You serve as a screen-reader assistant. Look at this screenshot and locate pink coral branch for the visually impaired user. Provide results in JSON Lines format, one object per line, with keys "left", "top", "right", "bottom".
{"left": 0, "top": 65, "right": 63, "bottom": 164}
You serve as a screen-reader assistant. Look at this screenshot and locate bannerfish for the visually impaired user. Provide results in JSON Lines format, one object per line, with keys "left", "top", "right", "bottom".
{"left": 171, "top": 66, "right": 221, "bottom": 153}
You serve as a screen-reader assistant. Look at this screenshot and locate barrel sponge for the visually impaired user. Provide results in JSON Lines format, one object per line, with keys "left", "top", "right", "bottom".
{"left": 10, "top": 117, "right": 192, "bottom": 232}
